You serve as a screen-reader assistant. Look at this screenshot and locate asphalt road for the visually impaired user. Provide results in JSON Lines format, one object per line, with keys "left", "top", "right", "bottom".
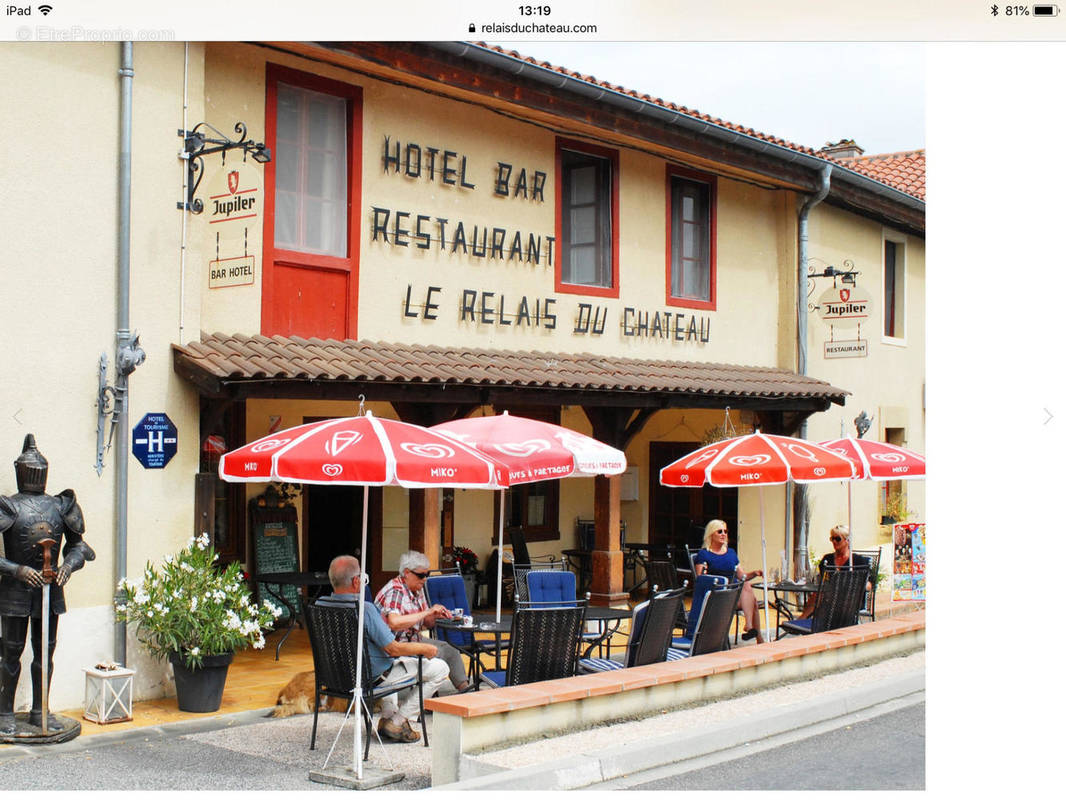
{"left": 622, "top": 701, "right": 925, "bottom": 791}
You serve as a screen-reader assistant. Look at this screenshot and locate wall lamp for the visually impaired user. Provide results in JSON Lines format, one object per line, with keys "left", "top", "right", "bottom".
{"left": 178, "top": 121, "right": 271, "bottom": 213}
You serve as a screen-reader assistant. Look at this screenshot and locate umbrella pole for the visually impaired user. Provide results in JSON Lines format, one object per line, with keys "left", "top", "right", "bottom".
{"left": 353, "top": 484, "right": 370, "bottom": 780}
{"left": 759, "top": 487, "right": 771, "bottom": 639}
{"left": 496, "top": 490, "right": 504, "bottom": 624}
{"left": 847, "top": 482, "right": 854, "bottom": 567}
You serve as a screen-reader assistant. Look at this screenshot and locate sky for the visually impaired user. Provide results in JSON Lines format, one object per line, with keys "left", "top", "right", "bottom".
{"left": 489, "top": 42, "right": 925, "bottom": 156}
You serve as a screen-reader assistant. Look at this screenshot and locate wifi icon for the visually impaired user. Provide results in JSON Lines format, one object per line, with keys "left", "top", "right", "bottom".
{"left": 38, "top": 4, "right": 53, "bottom": 14}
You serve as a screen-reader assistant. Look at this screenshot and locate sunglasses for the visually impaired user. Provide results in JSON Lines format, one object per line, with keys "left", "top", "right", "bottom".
{"left": 716, "top": 529, "right": 728, "bottom": 534}
{"left": 830, "top": 536, "right": 843, "bottom": 543}
{"left": 409, "top": 570, "right": 430, "bottom": 580}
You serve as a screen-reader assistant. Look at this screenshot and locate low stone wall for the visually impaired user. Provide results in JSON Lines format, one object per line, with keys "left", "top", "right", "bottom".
{"left": 425, "top": 611, "right": 925, "bottom": 786}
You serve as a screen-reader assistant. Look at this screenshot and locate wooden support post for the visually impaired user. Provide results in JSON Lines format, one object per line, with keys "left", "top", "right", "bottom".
{"left": 589, "top": 474, "right": 627, "bottom": 606}
{"left": 409, "top": 489, "right": 441, "bottom": 567}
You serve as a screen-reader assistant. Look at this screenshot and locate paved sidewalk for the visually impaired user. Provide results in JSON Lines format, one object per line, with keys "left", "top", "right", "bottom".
{"left": 0, "top": 650, "right": 924, "bottom": 791}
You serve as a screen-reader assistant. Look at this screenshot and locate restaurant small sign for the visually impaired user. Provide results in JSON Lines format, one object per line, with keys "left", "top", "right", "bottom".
{"left": 824, "top": 339, "right": 867, "bottom": 359}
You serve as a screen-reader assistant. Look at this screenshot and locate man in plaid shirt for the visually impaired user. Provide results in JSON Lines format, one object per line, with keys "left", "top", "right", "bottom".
{"left": 374, "top": 550, "right": 473, "bottom": 693}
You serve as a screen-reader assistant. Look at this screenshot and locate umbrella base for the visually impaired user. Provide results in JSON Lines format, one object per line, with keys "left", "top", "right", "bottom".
{"left": 309, "top": 765, "right": 404, "bottom": 789}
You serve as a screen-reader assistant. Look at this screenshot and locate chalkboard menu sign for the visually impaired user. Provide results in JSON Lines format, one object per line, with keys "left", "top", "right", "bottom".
{"left": 250, "top": 499, "right": 299, "bottom": 621}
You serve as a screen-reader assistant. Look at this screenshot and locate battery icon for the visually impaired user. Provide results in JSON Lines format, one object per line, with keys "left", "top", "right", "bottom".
{"left": 1033, "top": 4, "right": 1059, "bottom": 15}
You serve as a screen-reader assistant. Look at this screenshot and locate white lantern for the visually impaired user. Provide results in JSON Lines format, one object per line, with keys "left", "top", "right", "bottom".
{"left": 83, "top": 665, "right": 135, "bottom": 724}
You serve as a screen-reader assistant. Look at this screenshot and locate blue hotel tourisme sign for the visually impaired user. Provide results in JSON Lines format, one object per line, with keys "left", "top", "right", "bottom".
{"left": 132, "top": 413, "right": 178, "bottom": 469}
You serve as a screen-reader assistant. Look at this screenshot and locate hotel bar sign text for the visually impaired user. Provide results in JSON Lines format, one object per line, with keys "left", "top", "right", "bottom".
{"left": 207, "top": 162, "right": 260, "bottom": 289}
{"left": 375, "top": 135, "right": 710, "bottom": 345}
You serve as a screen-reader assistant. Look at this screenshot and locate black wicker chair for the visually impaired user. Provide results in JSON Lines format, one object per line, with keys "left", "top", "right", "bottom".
{"left": 503, "top": 526, "right": 560, "bottom": 604}
{"left": 780, "top": 565, "right": 870, "bottom": 636}
{"left": 689, "top": 582, "right": 743, "bottom": 656}
{"left": 481, "top": 600, "right": 587, "bottom": 687}
{"left": 853, "top": 549, "right": 882, "bottom": 621}
{"left": 580, "top": 586, "right": 686, "bottom": 672}
{"left": 644, "top": 560, "right": 690, "bottom": 629}
{"left": 304, "top": 601, "right": 428, "bottom": 755}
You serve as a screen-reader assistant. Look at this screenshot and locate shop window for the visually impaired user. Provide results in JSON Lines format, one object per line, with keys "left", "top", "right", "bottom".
{"left": 883, "top": 236, "right": 905, "bottom": 340}
{"left": 493, "top": 406, "right": 560, "bottom": 543}
{"left": 263, "top": 65, "right": 362, "bottom": 339}
{"left": 555, "top": 139, "right": 619, "bottom": 297}
{"left": 666, "top": 167, "right": 716, "bottom": 309}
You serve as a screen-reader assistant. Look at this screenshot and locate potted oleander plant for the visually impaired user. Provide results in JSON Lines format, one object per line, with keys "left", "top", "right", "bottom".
{"left": 115, "top": 533, "right": 281, "bottom": 712}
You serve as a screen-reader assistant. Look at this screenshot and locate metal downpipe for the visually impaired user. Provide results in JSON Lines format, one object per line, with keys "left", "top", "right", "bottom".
{"left": 793, "top": 165, "right": 831, "bottom": 578}
{"left": 115, "top": 42, "right": 134, "bottom": 664}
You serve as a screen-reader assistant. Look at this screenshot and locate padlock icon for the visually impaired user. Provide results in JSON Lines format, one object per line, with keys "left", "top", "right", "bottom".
{"left": 468, "top": 23, "right": 476, "bottom": 33}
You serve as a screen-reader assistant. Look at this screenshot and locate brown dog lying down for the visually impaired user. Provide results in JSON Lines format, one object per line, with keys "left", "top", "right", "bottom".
{"left": 269, "top": 671, "right": 350, "bottom": 718}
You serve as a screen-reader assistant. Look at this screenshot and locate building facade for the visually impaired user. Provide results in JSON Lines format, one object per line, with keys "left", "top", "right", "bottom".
{"left": 0, "top": 42, "right": 924, "bottom": 707}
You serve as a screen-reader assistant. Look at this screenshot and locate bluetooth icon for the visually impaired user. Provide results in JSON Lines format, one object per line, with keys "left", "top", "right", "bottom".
{"left": 991, "top": 3, "right": 999, "bottom": 13}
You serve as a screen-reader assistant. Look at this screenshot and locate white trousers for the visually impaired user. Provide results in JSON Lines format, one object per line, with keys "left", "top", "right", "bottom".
{"left": 378, "top": 655, "right": 449, "bottom": 723}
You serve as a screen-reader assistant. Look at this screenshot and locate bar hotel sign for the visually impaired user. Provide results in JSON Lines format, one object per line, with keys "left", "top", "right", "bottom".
{"left": 817, "top": 284, "right": 871, "bottom": 359}
{"left": 207, "top": 162, "right": 261, "bottom": 289}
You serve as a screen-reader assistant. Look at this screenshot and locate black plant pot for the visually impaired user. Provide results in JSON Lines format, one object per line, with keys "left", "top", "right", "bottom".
{"left": 168, "top": 651, "right": 233, "bottom": 713}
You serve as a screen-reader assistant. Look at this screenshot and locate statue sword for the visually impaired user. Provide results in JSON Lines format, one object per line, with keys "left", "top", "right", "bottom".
{"left": 37, "top": 537, "right": 56, "bottom": 734}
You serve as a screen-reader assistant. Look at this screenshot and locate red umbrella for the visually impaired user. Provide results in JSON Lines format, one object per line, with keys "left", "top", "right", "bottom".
{"left": 432, "top": 412, "right": 627, "bottom": 621}
{"left": 819, "top": 437, "right": 926, "bottom": 566}
{"left": 219, "top": 411, "right": 507, "bottom": 778}
{"left": 660, "top": 431, "right": 855, "bottom": 635}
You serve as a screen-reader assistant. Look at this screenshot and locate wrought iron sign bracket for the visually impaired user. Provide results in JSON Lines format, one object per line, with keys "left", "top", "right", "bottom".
{"left": 177, "top": 122, "right": 270, "bottom": 213}
{"left": 806, "top": 259, "right": 859, "bottom": 312}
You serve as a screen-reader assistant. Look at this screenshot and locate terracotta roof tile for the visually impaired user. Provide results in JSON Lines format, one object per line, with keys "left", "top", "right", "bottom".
{"left": 174, "top": 335, "right": 848, "bottom": 407}
{"left": 475, "top": 44, "right": 924, "bottom": 202}
{"left": 839, "top": 150, "right": 926, "bottom": 200}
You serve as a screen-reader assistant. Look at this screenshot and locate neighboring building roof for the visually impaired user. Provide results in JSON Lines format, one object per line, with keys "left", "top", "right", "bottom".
{"left": 479, "top": 44, "right": 925, "bottom": 202}
{"left": 837, "top": 149, "right": 926, "bottom": 200}
{"left": 173, "top": 334, "right": 848, "bottom": 410}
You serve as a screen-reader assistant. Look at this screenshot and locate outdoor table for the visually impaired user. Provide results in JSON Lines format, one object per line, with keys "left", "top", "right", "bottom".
{"left": 256, "top": 571, "right": 332, "bottom": 660}
{"left": 753, "top": 580, "right": 820, "bottom": 640}
{"left": 582, "top": 606, "right": 632, "bottom": 659}
{"left": 437, "top": 613, "right": 512, "bottom": 688}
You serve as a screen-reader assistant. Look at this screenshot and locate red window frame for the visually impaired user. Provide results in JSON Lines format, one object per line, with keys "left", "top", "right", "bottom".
{"left": 665, "top": 165, "right": 717, "bottom": 311}
{"left": 262, "top": 64, "right": 363, "bottom": 337}
{"left": 554, "top": 137, "right": 620, "bottom": 298}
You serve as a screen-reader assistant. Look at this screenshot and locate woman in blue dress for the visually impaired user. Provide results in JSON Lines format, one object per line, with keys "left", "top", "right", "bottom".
{"left": 692, "top": 519, "right": 764, "bottom": 643}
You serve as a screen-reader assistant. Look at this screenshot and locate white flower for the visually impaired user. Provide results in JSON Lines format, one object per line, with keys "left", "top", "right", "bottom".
{"left": 115, "top": 604, "right": 126, "bottom": 613}
{"left": 153, "top": 602, "right": 164, "bottom": 612}
{"left": 189, "top": 646, "right": 200, "bottom": 657}
{"left": 146, "top": 609, "right": 154, "bottom": 618}
{"left": 134, "top": 590, "right": 149, "bottom": 605}
{"left": 252, "top": 635, "right": 265, "bottom": 650}
{"left": 163, "top": 554, "right": 174, "bottom": 565}
{"left": 190, "top": 596, "right": 198, "bottom": 612}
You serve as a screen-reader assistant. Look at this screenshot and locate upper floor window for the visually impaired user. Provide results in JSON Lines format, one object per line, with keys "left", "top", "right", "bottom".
{"left": 666, "top": 167, "right": 716, "bottom": 309}
{"left": 274, "top": 83, "right": 349, "bottom": 257}
{"left": 263, "top": 65, "right": 362, "bottom": 339}
{"left": 555, "top": 139, "right": 619, "bottom": 297}
{"left": 883, "top": 236, "right": 905, "bottom": 340}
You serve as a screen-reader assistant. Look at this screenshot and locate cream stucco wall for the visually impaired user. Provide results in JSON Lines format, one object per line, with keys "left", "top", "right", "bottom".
{"left": 198, "top": 44, "right": 787, "bottom": 369}
{"left": 803, "top": 205, "right": 926, "bottom": 557}
{"left": 0, "top": 42, "right": 209, "bottom": 709}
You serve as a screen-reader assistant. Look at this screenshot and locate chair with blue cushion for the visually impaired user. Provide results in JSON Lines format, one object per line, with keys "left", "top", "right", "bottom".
{"left": 304, "top": 601, "right": 427, "bottom": 755}
{"left": 424, "top": 573, "right": 507, "bottom": 680}
{"left": 780, "top": 565, "right": 870, "bottom": 636}
{"left": 579, "top": 587, "right": 686, "bottom": 673}
{"left": 527, "top": 569, "right": 606, "bottom": 655}
{"left": 513, "top": 560, "right": 567, "bottom": 604}
{"left": 481, "top": 601, "right": 586, "bottom": 688}
{"left": 688, "top": 582, "right": 743, "bottom": 656}
{"left": 670, "top": 573, "right": 727, "bottom": 651}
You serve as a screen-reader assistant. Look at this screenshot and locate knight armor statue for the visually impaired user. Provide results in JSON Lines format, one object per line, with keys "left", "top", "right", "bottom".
{"left": 0, "top": 434, "right": 94, "bottom": 735}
